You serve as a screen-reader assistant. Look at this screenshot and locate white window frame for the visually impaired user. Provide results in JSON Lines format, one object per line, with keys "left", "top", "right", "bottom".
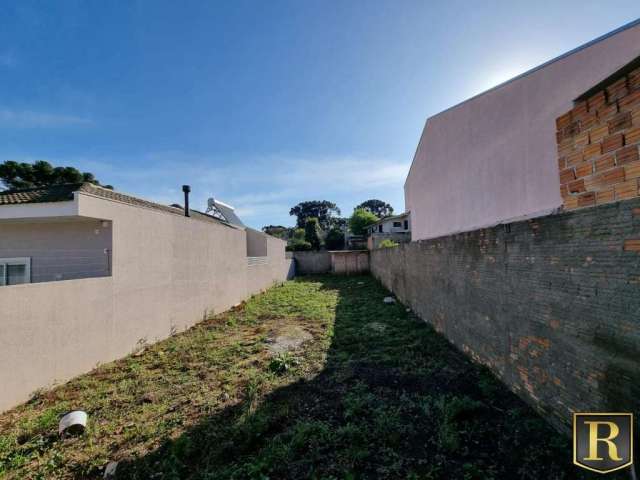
{"left": 0, "top": 257, "right": 31, "bottom": 286}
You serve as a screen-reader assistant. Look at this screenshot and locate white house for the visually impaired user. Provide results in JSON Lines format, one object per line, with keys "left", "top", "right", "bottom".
{"left": 366, "top": 212, "right": 411, "bottom": 249}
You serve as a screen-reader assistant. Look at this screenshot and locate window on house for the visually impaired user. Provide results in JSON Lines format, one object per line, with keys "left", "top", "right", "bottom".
{"left": 393, "top": 221, "right": 402, "bottom": 228}
{"left": 0, "top": 258, "right": 31, "bottom": 286}
{"left": 404, "top": 220, "right": 409, "bottom": 230}
{"left": 378, "top": 225, "right": 383, "bottom": 233}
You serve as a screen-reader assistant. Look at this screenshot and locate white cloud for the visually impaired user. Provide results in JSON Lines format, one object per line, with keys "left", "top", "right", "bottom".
{"left": 157, "top": 154, "right": 408, "bottom": 226}
{"left": 271, "top": 156, "right": 409, "bottom": 191}
{"left": 0, "top": 108, "right": 92, "bottom": 128}
{"left": 71, "top": 152, "right": 408, "bottom": 196}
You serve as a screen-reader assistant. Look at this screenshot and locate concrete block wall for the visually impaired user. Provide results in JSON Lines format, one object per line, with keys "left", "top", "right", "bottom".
{"left": 370, "top": 198, "right": 640, "bottom": 432}
{"left": 330, "top": 250, "right": 369, "bottom": 274}
{"left": 293, "top": 251, "right": 332, "bottom": 274}
{"left": 293, "top": 251, "right": 369, "bottom": 275}
{"left": 558, "top": 65, "right": 640, "bottom": 209}
{"left": 246, "top": 227, "right": 268, "bottom": 257}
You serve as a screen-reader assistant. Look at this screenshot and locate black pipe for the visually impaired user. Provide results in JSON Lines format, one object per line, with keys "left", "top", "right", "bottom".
{"left": 182, "top": 185, "right": 191, "bottom": 217}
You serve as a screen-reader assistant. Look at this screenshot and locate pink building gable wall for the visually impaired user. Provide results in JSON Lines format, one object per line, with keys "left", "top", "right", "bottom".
{"left": 406, "top": 21, "right": 640, "bottom": 241}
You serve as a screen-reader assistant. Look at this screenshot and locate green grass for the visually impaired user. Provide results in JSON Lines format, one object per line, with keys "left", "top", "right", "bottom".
{"left": 0, "top": 276, "right": 585, "bottom": 479}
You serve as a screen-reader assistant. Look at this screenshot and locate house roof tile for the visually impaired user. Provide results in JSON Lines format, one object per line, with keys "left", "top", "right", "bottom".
{"left": 0, "top": 183, "right": 82, "bottom": 205}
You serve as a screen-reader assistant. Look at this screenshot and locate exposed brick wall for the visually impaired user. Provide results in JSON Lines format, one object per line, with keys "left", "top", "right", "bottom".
{"left": 557, "top": 66, "right": 640, "bottom": 209}
{"left": 370, "top": 198, "right": 640, "bottom": 433}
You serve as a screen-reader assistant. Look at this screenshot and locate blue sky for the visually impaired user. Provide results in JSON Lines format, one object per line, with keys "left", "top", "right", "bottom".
{"left": 1, "top": 2, "right": 639, "bottom": 229}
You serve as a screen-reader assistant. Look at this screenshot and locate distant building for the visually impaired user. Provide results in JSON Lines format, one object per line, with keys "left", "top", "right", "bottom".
{"left": 366, "top": 212, "right": 411, "bottom": 249}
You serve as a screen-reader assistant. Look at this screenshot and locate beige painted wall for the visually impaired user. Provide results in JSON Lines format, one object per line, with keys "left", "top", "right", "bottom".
{"left": 0, "top": 193, "right": 292, "bottom": 412}
{"left": 246, "top": 227, "right": 268, "bottom": 257}
{"left": 330, "top": 251, "right": 369, "bottom": 275}
{"left": 0, "top": 219, "right": 112, "bottom": 283}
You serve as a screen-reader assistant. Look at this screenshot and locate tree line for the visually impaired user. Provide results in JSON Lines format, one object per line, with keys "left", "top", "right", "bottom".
{"left": 264, "top": 199, "right": 394, "bottom": 251}
{"left": 0, "top": 160, "right": 111, "bottom": 191}
{"left": 1, "top": 160, "right": 391, "bottom": 252}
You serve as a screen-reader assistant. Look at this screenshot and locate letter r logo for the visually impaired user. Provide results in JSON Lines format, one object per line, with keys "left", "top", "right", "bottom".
{"left": 583, "top": 421, "right": 622, "bottom": 461}
{"left": 574, "top": 413, "right": 633, "bottom": 474}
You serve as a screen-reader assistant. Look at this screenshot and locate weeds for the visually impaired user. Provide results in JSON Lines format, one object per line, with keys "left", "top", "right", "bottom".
{"left": 268, "top": 352, "right": 300, "bottom": 375}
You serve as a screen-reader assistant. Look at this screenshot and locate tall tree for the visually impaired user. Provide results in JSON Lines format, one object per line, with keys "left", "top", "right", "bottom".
{"left": 329, "top": 216, "right": 348, "bottom": 230}
{"left": 349, "top": 208, "right": 379, "bottom": 235}
{"left": 0, "top": 160, "right": 113, "bottom": 191}
{"left": 304, "top": 217, "right": 322, "bottom": 250}
{"left": 355, "top": 199, "right": 394, "bottom": 218}
{"left": 289, "top": 200, "right": 340, "bottom": 231}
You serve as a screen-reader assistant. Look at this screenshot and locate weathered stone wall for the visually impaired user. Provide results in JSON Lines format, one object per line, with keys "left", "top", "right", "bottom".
{"left": 371, "top": 198, "right": 640, "bottom": 432}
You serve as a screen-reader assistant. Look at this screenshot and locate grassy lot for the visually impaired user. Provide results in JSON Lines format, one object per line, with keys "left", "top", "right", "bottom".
{"left": 0, "top": 275, "right": 586, "bottom": 479}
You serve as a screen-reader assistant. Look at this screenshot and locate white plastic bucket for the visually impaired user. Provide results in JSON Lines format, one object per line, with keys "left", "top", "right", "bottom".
{"left": 58, "top": 410, "right": 88, "bottom": 436}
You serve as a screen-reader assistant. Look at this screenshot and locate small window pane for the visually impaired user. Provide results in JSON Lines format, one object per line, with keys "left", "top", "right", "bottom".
{"left": 7, "top": 264, "right": 27, "bottom": 285}
{"left": 0, "top": 264, "right": 5, "bottom": 286}
{"left": 393, "top": 222, "right": 402, "bottom": 227}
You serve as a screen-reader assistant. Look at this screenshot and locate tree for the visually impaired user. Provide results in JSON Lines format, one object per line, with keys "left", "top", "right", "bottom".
{"left": 329, "top": 216, "right": 347, "bottom": 230}
{"left": 286, "top": 228, "right": 312, "bottom": 251}
{"left": 355, "top": 199, "right": 393, "bottom": 218}
{"left": 289, "top": 201, "right": 340, "bottom": 231}
{"left": 0, "top": 160, "right": 113, "bottom": 191}
{"left": 325, "top": 227, "right": 345, "bottom": 250}
{"left": 291, "top": 228, "right": 306, "bottom": 241}
{"left": 262, "top": 225, "right": 289, "bottom": 239}
{"left": 349, "top": 208, "right": 379, "bottom": 236}
{"left": 304, "top": 217, "right": 322, "bottom": 250}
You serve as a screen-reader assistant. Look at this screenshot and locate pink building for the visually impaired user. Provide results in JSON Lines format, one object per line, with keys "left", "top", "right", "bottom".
{"left": 406, "top": 19, "right": 640, "bottom": 241}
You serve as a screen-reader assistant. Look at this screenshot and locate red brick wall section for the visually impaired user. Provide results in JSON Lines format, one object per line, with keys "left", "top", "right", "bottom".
{"left": 371, "top": 199, "right": 640, "bottom": 433}
{"left": 557, "top": 66, "right": 640, "bottom": 210}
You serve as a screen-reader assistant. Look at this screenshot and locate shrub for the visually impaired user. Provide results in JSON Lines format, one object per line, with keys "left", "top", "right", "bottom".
{"left": 304, "top": 217, "right": 322, "bottom": 250}
{"left": 325, "top": 227, "right": 344, "bottom": 250}
{"left": 378, "top": 239, "right": 399, "bottom": 249}
{"left": 287, "top": 228, "right": 312, "bottom": 251}
{"left": 286, "top": 240, "right": 312, "bottom": 252}
{"left": 291, "top": 228, "right": 305, "bottom": 241}
{"left": 269, "top": 352, "right": 299, "bottom": 375}
{"left": 348, "top": 208, "right": 378, "bottom": 236}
